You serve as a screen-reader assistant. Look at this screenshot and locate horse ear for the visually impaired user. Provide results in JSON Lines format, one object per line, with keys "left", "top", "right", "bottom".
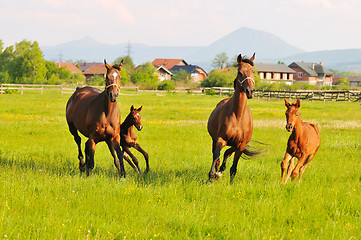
{"left": 284, "top": 98, "right": 290, "bottom": 107}
{"left": 104, "top": 59, "right": 111, "bottom": 70}
{"left": 137, "top": 106, "right": 142, "bottom": 112}
{"left": 296, "top": 99, "right": 301, "bottom": 108}
{"left": 237, "top": 54, "right": 242, "bottom": 64}
{"left": 119, "top": 60, "right": 124, "bottom": 70}
{"left": 250, "top": 53, "right": 256, "bottom": 62}
{"left": 130, "top": 105, "right": 135, "bottom": 111}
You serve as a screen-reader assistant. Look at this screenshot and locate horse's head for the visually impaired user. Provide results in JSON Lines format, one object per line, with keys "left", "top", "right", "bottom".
{"left": 284, "top": 98, "right": 301, "bottom": 132}
{"left": 234, "top": 53, "right": 256, "bottom": 99}
{"left": 129, "top": 105, "right": 143, "bottom": 131}
{"left": 104, "top": 59, "right": 123, "bottom": 102}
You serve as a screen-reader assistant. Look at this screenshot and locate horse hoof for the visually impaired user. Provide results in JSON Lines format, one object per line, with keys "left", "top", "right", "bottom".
{"left": 215, "top": 171, "right": 222, "bottom": 179}
{"left": 79, "top": 164, "right": 86, "bottom": 172}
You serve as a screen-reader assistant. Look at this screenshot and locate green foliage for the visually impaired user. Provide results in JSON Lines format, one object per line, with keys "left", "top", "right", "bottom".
{"left": 0, "top": 39, "right": 85, "bottom": 84}
{"left": 172, "top": 69, "right": 189, "bottom": 83}
{"left": 113, "top": 55, "right": 135, "bottom": 74}
{"left": 157, "top": 80, "right": 175, "bottom": 91}
{"left": 131, "top": 62, "right": 158, "bottom": 89}
{"left": 201, "top": 68, "right": 237, "bottom": 87}
{"left": 212, "top": 52, "right": 229, "bottom": 69}
{"left": 87, "top": 75, "right": 105, "bottom": 86}
{"left": 334, "top": 78, "right": 350, "bottom": 90}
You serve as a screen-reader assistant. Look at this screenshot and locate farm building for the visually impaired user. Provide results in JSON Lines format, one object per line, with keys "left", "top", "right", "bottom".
{"left": 255, "top": 63, "right": 295, "bottom": 85}
{"left": 154, "top": 65, "right": 174, "bottom": 81}
{"left": 288, "top": 62, "right": 333, "bottom": 86}
{"left": 170, "top": 65, "right": 208, "bottom": 83}
{"left": 82, "top": 64, "right": 106, "bottom": 82}
{"left": 151, "top": 58, "right": 208, "bottom": 83}
{"left": 55, "top": 63, "right": 82, "bottom": 74}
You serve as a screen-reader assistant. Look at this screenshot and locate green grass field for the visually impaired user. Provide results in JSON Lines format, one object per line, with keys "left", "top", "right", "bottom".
{"left": 0, "top": 91, "right": 360, "bottom": 239}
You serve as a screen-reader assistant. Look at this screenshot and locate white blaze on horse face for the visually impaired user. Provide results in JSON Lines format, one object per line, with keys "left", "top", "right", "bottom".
{"left": 112, "top": 72, "right": 118, "bottom": 82}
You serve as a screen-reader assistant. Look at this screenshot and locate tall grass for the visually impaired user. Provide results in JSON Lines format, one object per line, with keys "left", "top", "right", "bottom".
{"left": 0, "top": 91, "right": 360, "bottom": 239}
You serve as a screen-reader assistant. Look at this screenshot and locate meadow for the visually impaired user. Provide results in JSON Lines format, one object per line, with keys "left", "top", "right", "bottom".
{"left": 0, "top": 90, "right": 360, "bottom": 239}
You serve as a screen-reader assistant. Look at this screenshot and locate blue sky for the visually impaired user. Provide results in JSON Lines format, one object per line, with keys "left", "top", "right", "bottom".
{"left": 1, "top": 0, "right": 360, "bottom": 52}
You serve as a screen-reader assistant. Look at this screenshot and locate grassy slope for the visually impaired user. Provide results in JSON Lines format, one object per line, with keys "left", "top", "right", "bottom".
{"left": 0, "top": 91, "right": 360, "bottom": 239}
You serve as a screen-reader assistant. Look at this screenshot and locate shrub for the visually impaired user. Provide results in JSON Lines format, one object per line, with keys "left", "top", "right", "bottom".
{"left": 157, "top": 80, "right": 175, "bottom": 91}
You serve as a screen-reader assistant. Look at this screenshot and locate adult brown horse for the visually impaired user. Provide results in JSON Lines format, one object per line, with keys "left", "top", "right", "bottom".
{"left": 66, "top": 60, "right": 125, "bottom": 177}
{"left": 207, "top": 53, "right": 257, "bottom": 182}
{"left": 120, "top": 105, "right": 149, "bottom": 173}
{"left": 281, "top": 99, "right": 320, "bottom": 184}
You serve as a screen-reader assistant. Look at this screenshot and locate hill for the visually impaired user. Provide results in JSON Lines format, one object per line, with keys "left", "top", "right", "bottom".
{"left": 41, "top": 28, "right": 361, "bottom": 73}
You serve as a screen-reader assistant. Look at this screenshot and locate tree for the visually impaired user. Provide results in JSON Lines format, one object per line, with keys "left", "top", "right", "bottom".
{"left": 172, "top": 69, "right": 189, "bottom": 83}
{"left": 113, "top": 55, "right": 135, "bottom": 73}
{"left": 212, "top": 52, "right": 229, "bottom": 69}
{"left": 7, "top": 40, "right": 47, "bottom": 83}
{"left": 131, "top": 62, "right": 158, "bottom": 89}
{"left": 201, "top": 68, "right": 237, "bottom": 87}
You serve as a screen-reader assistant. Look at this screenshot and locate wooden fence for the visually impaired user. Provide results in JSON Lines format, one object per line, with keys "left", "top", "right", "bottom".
{"left": 1, "top": 84, "right": 361, "bottom": 102}
{"left": 254, "top": 90, "right": 361, "bottom": 102}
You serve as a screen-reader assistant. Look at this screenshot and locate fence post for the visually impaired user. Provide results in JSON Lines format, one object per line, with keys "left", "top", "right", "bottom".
{"left": 21, "top": 85, "right": 24, "bottom": 95}
{"left": 136, "top": 86, "right": 139, "bottom": 95}
{"left": 41, "top": 85, "right": 44, "bottom": 94}
{"left": 1, "top": 84, "right": 2, "bottom": 94}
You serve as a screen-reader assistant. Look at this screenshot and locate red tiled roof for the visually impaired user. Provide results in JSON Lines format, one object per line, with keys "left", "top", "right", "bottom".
{"left": 83, "top": 65, "right": 106, "bottom": 75}
{"left": 55, "top": 62, "right": 82, "bottom": 73}
{"left": 152, "top": 59, "right": 187, "bottom": 70}
{"left": 78, "top": 62, "right": 103, "bottom": 72}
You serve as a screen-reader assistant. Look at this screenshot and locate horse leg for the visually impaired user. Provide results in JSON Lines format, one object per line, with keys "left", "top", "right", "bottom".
{"left": 208, "top": 139, "right": 225, "bottom": 181}
{"left": 106, "top": 140, "right": 125, "bottom": 173}
{"left": 85, "top": 139, "right": 96, "bottom": 176}
{"left": 67, "top": 122, "right": 85, "bottom": 171}
{"left": 229, "top": 150, "right": 242, "bottom": 183}
{"left": 111, "top": 137, "right": 125, "bottom": 178}
{"left": 281, "top": 153, "right": 293, "bottom": 184}
{"left": 124, "top": 146, "right": 141, "bottom": 173}
{"left": 298, "top": 154, "right": 315, "bottom": 182}
{"left": 290, "top": 154, "right": 308, "bottom": 182}
{"left": 134, "top": 143, "right": 150, "bottom": 173}
{"left": 216, "top": 147, "right": 236, "bottom": 177}
{"left": 123, "top": 152, "right": 138, "bottom": 172}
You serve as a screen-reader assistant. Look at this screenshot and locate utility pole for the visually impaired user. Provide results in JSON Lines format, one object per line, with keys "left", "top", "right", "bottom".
{"left": 126, "top": 41, "right": 132, "bottom": 57}
{"left": 58, "top": 50, "right": 63, "bottom": 62}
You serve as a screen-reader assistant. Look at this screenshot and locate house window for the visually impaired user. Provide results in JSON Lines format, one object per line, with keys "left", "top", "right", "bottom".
{"left": 298, "top": 72, "right": 303, "bottom": 78}
{"left": 191, "top": 73, "right": 198, "bottom": 79}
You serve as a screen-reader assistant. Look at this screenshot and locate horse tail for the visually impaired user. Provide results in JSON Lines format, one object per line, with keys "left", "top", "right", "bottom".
{"left": 241, "top": 140, "right": 268, "bottom": 159}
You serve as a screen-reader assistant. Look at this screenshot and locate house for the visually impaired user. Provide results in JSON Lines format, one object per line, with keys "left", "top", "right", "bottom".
{"left": 55, "top": 62, "right": 82, "bottom": 74}
{"left": 151, "top": 58, "right": 207, "bottom": 82}
{"left": 78, "top": 62, "right": 103, "bottom": 72}
{"left": 348, "top": 76, "right": 361, "bottom": 87}
{"left": 152, "top": 59, "right": 188, "bottom": 70}
{"left": 154, "top": 65, "right": 174, "bottom": 81}
{"left": 170, "top": 65, "right": 208, "bottom": 83}
{"left": 83, "top": 64, "right": 106, "bottom": 82}
{"left": 288, "top": 62, "right": 333, "bottom": 86}
{"left": 255, "top": 63, "right": 295, "bottom": 85}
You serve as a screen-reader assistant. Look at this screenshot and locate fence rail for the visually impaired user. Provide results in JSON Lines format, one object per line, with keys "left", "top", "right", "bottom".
{"left": 1, "top": 84, "right": 361, "bottom": 101}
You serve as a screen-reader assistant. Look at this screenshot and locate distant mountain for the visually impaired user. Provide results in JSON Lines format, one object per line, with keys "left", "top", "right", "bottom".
{"left": 187, "top": 27, "right": 305, "bottom": 62}
{"left": 280, "top": 49, "right": 361, "bottom": 72}
{"left": 41, "top": 28, "right": 361, "bottom": 73}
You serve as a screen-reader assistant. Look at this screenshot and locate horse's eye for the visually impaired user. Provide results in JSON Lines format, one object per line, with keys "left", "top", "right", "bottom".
{"left": 295, "top": 113, "right": 298, "bottom": 116}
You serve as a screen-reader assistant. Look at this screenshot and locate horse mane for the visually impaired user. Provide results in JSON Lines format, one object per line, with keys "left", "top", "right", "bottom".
{"left": 112, "top": 64, "right": 121, "bottom": 70}
{"left": 241, "top": 58, "right": 254, "bottom": 66}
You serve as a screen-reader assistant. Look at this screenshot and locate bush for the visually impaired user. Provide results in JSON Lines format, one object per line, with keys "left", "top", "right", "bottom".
{"left": 88, "top": 75, "right": 105, "bottom": 86}
{"left": 205, "top": 89, "right": 218, "bottom": 95}
{"left": 157, "top": 80, "right": 175, "bottom": 91}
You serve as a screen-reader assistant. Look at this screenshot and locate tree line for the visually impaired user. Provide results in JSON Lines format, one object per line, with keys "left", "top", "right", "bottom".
{"left": 1, "top": 40, "right": 359, "bottom": 91}
{"left": 0, "top": 40, "right": 84, "bottom": 84}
